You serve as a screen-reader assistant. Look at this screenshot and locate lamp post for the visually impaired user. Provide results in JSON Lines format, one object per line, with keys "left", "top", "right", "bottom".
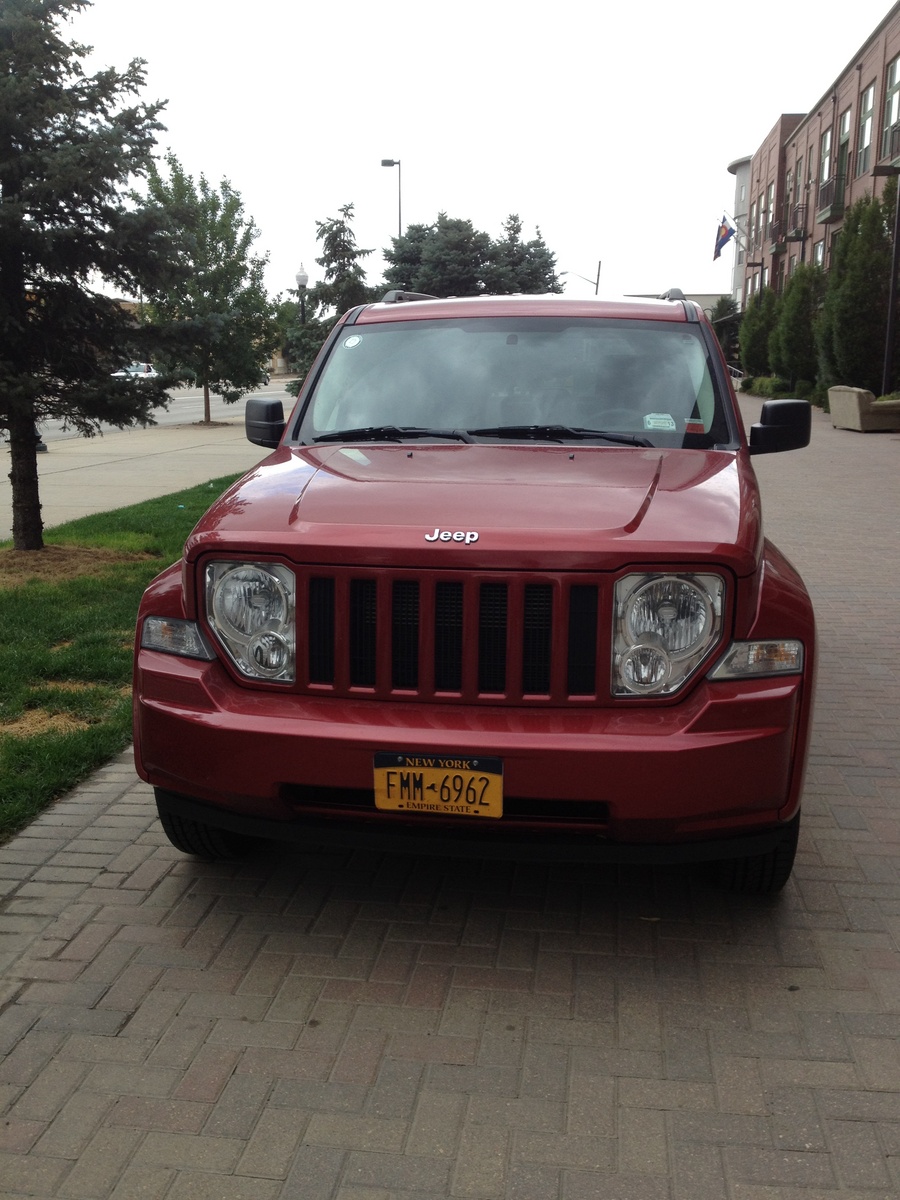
{"left": 561, "top": 262, "right": 601, "bottom": 293}
{"left": 295, "top": 264, "right": 309, "bottom": 324}
{"left": 873, "top": 164, "right": 900, "bottom": 395}
{"left": 381, "top": 159, "right": 402, "bottom": 239}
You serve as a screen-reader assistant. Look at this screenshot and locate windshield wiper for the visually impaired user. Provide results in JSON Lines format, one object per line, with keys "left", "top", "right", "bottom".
{"left": 468, "top": 424, "right": 653, "bottom": 447}
{"left": 311, "top": 425, "right": 475, "bottom": 444}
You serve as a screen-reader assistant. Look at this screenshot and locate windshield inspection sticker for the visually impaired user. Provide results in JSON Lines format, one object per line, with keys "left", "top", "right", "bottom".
{"left": 343, "top": 335, "right": 361, "bottom": 349}
{"left": 643, "top": 412, "right": 677, "bottom": 431}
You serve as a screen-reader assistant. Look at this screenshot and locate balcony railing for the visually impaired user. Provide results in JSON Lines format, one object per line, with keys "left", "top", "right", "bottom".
{"left": 785, "top": 205, "right": 807, "bottom": 239}
{"left": 816, "top": 175, "right": 845, "bottom": 223}
{"left": 883, "top": 121, "right": 900, "bottom": 161}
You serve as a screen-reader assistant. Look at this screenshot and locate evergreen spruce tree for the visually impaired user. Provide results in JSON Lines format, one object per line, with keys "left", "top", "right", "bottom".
{"left": 709, "top": 296, "right": 741, "bottom": 366}
{"left": 1, "top": 0, "right": 174, "bottom": 549}
{"left": 384, "top": 213, "right": 561, "bottom": 296}
{"left": 829, "top": 192, "right": 892, "bottom": 394}
{"left": 482, "top": 215, "right": 563, "bottom": 294}
{"left": 770, "top": 264, "right": 826, "bottom": 387}
{"left": 739, "top": 288, "right": 779, "bottom": 378}
{"left": 284, "top": 204, "right": 378, "bottom": 387}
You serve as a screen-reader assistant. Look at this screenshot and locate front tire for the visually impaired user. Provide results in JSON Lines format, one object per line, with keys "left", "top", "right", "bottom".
{"left": 710, "top": 813, "right": 800, "bottom": 895}
{"left": 155, "top": 790, "right": 250, "bottom": 860}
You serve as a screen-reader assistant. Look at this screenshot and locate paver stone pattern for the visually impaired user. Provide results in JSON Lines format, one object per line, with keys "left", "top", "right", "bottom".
{"left": 1, "top": 397, "right": 898, "bottom": 1199}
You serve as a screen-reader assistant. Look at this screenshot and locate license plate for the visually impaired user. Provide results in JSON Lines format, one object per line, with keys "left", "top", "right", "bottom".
{"left": 374, "top": 752, "right": 503, "bottom": 819}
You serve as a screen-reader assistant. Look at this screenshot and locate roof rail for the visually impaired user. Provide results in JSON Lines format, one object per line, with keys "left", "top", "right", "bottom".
{"left": 381, "top": 289, "right": 439, "bottom": 304}
{"left": 658, "top": 288, "right": 686, "bottom": 301}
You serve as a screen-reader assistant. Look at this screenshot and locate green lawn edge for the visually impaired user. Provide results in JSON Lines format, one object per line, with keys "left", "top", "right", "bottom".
{"left": 0, "top": 473, "right": 242, "bottom": 843}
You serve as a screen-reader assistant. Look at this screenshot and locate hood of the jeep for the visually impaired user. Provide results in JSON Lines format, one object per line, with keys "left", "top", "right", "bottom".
{"left": 184, "top": 443, "right": 762, "bottom": 574}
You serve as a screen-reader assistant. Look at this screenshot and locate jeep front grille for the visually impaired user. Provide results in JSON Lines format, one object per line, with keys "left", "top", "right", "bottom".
{"left": 300, "top": 569, "right": 607, "bottom": 704}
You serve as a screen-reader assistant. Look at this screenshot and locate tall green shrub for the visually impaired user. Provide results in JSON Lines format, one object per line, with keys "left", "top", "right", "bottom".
{"left": 816, "top": 192, "right": 892, "bottom": 393}
{"left": 770, "top": 264, "right": 826, "bottom": 386}
{"left": 740, "top": 288, "right": 779, "bottom": 377}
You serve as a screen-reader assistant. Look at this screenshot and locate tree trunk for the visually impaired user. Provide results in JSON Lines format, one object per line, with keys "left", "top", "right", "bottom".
{"left": 8, "top": 407, "right": 44, "bottom": 551}
{"left": 203, "top": 381, "right": 211, "bottom": 423}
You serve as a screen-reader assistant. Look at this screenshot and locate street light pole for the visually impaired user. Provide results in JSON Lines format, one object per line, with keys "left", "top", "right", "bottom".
{"left": 295, "top": 264, "right": 309, "bottom": 325}
{"left": 873, "top": 164, "right": 900, "bottom": 395}
{"left": 561, "top": 263, "right": 601, "bottom": 293}
{"left": 381, "top": 159, "right": 402, "bottom": 239}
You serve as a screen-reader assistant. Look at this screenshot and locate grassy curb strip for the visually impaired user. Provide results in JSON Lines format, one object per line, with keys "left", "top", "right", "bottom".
{"left": 0, "top": 474, "right": 242, "bottom": 842}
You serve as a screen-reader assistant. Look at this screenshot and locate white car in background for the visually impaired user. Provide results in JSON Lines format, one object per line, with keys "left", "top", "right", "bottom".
{"left": 111, "top": 362, "right": 158, "bottom": 379}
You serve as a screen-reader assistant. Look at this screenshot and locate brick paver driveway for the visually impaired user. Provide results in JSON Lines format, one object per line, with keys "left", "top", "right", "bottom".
{"left": 1, "top": 398, "right": 898, "bottom": 1199}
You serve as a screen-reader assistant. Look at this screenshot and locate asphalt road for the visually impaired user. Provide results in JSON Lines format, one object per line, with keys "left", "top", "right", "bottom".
{"left": 35, "top": 378, "right": 296, "bottom": 444}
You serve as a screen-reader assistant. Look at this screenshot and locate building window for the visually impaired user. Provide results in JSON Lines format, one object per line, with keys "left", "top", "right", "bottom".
{"left": 740, "top": 183, "right": 746, "bottom": 203}
{"left": 749, "top": 200, "right": 757, "bottom": 248}
{"left": 813, "top": 240, "right": 825, "bottom": 266}
{"left": 836, "top": 108, "right": 851, "bottom": 195}
{"left": 883, "top": 56, "right": 900, "bottom": 157}
{"left": 858, "top": 83, "right": 874, "bottom": 175}
{"left": 789, "top": 254, "right": 797, "bottom": 276}
{"left": 820, "top": 128, "right": 832, "bottom": 183}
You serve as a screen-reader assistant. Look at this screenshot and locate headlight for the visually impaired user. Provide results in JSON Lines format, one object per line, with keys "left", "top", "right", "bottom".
{"left": 205, "top": 561, "right": 296, "bottom": 681}
{"left": 613, "top": 573, "right": 724, "bottom": 696}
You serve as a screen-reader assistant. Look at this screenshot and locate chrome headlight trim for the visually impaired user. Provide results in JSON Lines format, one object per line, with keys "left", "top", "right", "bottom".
{"left": 613, "top": 572, "right": 725, "bottom": 696}
{"left": 205, "top": 560, "right": 296, "bottom": 682}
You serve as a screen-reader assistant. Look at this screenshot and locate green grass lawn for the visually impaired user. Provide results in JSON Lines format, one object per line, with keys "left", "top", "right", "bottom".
{"left": 0, "top": 475, "right": 241, "bottom": 842}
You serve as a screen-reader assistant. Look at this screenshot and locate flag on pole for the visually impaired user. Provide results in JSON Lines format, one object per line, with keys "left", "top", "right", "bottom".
{"left": 714, "top": 217, "right": 736, "bottom": 260}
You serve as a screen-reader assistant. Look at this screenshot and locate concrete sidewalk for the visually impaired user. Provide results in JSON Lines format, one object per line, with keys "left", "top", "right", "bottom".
{"left": 0, "top": 401, "right": 899, "bottom": 1198}
{"left": 1, "top": 416, "right": 267, "bottom": 543}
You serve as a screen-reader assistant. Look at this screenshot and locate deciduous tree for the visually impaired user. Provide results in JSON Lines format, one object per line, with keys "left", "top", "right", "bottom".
{"left": 144, "top": 154, "right": 278, "bottom": 422}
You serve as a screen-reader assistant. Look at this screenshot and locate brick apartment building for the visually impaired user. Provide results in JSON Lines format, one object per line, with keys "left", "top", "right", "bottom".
{"left": 731, "top": 1, "right": 900, "bottom": 307}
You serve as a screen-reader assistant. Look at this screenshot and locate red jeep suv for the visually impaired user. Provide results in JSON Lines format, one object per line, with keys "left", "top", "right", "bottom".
{"left": 133, "top": 291, "right": 815, "bottom": 893}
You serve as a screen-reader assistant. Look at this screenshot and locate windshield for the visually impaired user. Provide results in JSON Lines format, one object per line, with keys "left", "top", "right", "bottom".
{"left": 296, "top": 316, "right": 734, "bottom": 449}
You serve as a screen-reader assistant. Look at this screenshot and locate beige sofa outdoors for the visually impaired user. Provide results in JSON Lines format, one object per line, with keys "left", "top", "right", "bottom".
{"left": 828, "top": 385, "right": 900, "bottom": 432}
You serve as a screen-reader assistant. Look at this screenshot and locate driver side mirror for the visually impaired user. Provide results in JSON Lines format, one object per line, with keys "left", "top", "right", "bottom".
{"left": 246, "top": 397, "right": 285, "bottom": 448}
{"left": 749, "top": 399, "right": 811, "bottom": 455}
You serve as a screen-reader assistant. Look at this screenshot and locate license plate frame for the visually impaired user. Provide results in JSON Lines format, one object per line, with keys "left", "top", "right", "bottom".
{"left": 374, "top": 752, "right": 503, "bottom": 819}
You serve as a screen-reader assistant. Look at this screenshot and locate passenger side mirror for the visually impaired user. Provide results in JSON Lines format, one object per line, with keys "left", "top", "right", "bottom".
{"left": 749, "top": 399, "right": 811, "bottom": 455}
{"left": 246, "top": 397, "right": 285, "bottom": 448}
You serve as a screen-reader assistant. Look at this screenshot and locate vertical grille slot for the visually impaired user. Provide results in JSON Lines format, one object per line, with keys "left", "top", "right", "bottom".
{"left": 392, "top": 580, "right": 419, "bottom": 689}
{"left": 478, "top": 583, "right": 508, "bottom": 693}
{"left": 350, "top": 579, "right": 377, "bottom": 686}
{"left": 299, "top": 569, "right": 605, "bottom": 704}
{"left": 567, "top": 585, "right": 599, "bottom": 694}
{"left": 434, "top": 582, "right": 464, "bottom": 691}
{"left": 308, "top": 577, "right": 335, "bottom": 683}
{"left": 522, "top": 584, "right": 553, "bottom": 694}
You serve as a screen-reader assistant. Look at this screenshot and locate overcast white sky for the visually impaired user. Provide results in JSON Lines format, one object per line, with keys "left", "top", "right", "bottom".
{"left": 69, "top": 0, "right": 897, "bottom": 301}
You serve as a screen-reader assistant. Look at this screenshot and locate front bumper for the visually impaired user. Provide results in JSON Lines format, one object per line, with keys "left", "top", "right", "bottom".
{"left": 134, "top": 647, "right": 811, "bottom": 857}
